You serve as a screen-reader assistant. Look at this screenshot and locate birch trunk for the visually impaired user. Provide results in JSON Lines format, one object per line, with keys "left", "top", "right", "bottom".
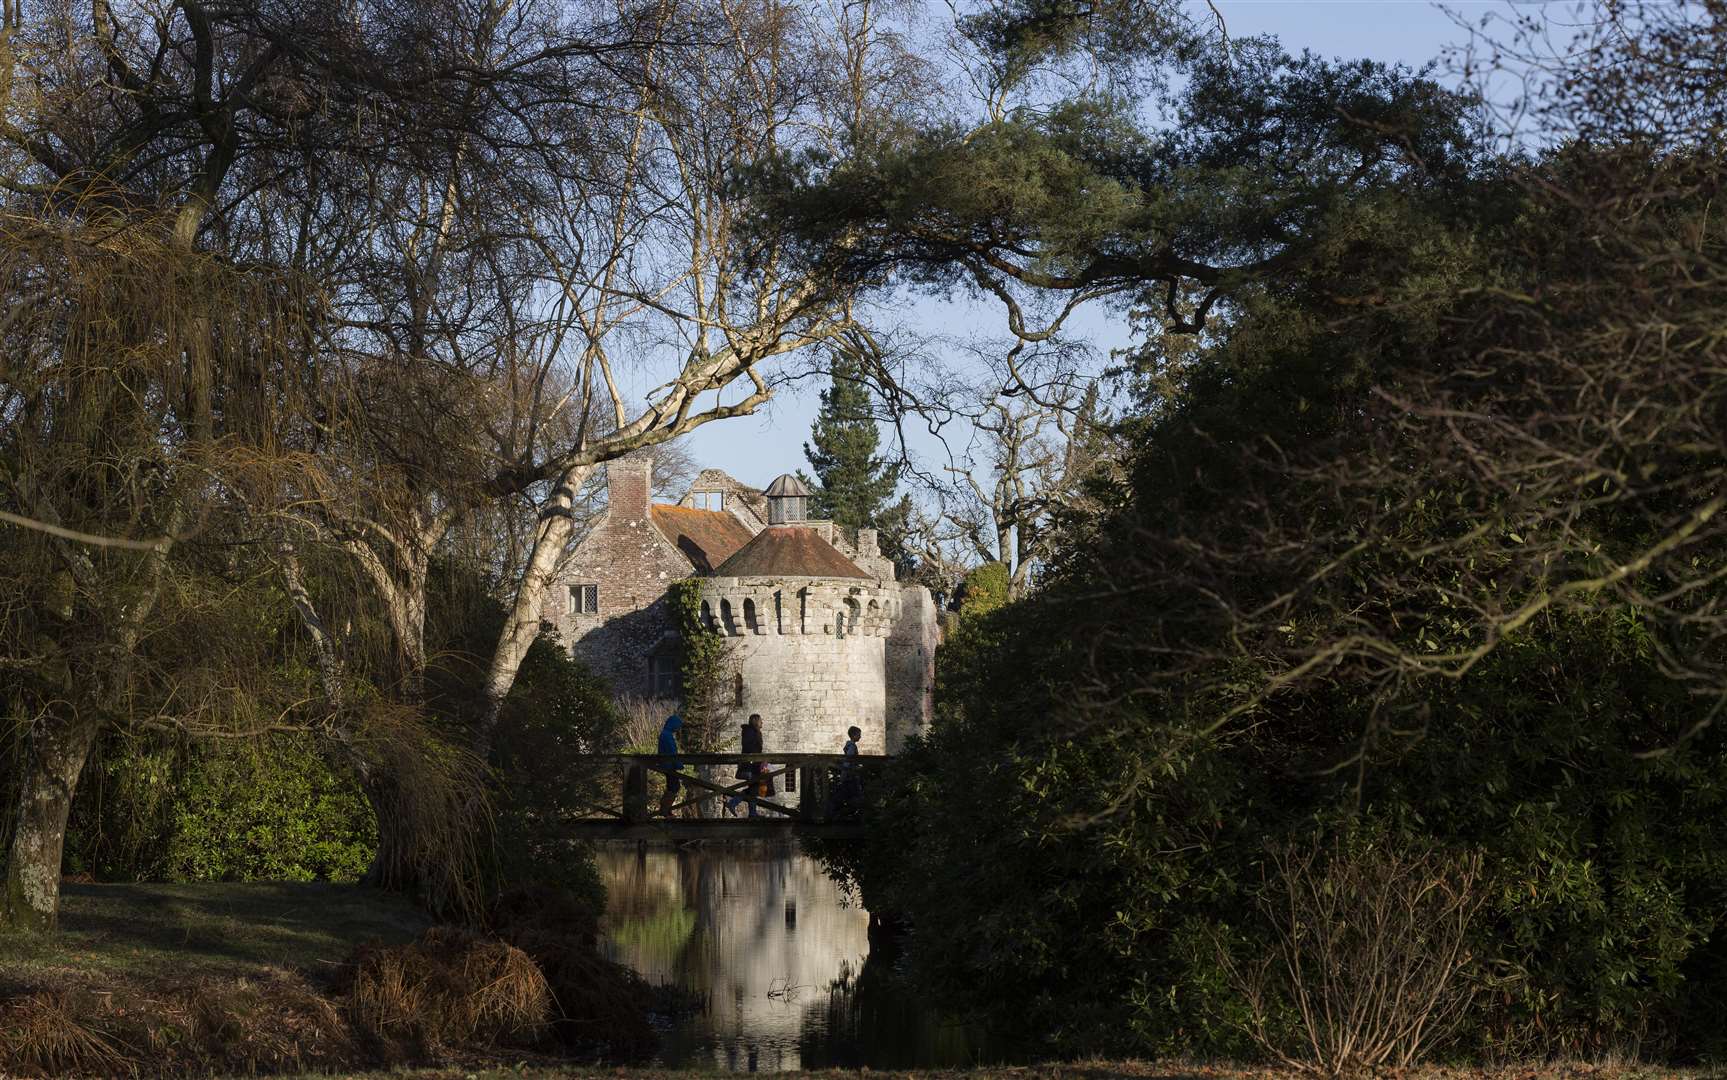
{"left": 473, "top": 462, "right": 593, "bottom": 758}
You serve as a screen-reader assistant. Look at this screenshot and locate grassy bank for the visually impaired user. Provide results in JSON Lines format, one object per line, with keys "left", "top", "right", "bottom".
{"left": 0, "top": 881, "right": 652, "bottom": 1077}
{"left": 0, "top": 881, "right": 430, "bottom": 986}
{"left": 288, "top": 1065, "right": 1716, "bottom": 1079}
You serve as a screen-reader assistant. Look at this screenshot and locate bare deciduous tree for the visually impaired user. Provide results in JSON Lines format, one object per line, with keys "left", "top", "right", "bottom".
{"left": 0, "top": 0, "right": 926, "bottom": 926}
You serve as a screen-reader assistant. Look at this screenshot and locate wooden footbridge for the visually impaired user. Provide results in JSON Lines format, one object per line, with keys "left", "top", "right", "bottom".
{"left": 564, "top": 753, "right": 882, "bottom": 841}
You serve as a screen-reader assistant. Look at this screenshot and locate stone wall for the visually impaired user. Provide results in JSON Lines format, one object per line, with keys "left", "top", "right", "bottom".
{"left": 551, "top": 458, "right": 694, "bottom": 696}
{"left": 885, "top": 584, "right": 940, "bottom": 751}
{"left": 679, "top": 469, "right": 768, "bottom": 530}
{"left": 699, "top": 576, "right": 892, "bottom": 755}
{"left": 543, "top": 459, "right": 942, "bottom": 742}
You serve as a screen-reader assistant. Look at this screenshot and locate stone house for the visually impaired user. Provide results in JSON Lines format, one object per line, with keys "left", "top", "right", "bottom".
{"left": 545, "top": 458, "right": 940, "bottom": 754}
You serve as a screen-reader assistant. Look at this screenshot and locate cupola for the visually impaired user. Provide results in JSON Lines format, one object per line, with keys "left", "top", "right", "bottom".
{"left": 764, "top": 473, "right": 811, "bottom": 525}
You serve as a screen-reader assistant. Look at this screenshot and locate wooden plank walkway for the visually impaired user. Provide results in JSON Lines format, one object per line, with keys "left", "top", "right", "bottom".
{"left": 563, "top": 818, "right": 867, "bottom": 841}
{"left": 568, "top": 752, "right": 881, "bottom": 840}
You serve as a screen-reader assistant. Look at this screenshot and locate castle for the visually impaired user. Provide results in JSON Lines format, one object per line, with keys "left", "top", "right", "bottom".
{"left": 545, "top": 457, "right": 940, "bottom": 755}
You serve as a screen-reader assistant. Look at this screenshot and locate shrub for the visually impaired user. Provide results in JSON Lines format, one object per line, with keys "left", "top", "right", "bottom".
{"left": 162, "top": 737, "right": 375, "bottom": 882}
{"left": 1219, "top": 832, "right": 1485, "bottom": 1072}
{"left": 488, "top": 636, "right": 618, "bottom": 907}
{"left": 830, "top": 515, "right": 1727, "bottom": 1062}
{"left": 957, "top": 561, "right": 1011, "bottom": 615}
{"left": 65, "top": 732, "right": 375, "bottom": 884}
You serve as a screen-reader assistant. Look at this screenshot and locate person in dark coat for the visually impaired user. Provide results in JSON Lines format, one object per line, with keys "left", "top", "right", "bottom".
{"left": 836, "top": 725, "right": 865, "bottom": 813}
{"left": 727, "top": 714, "right": 767, "bottom": 817}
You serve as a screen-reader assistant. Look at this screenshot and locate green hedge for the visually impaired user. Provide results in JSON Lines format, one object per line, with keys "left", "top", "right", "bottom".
{"left": 67, "top": 733, "right": 374, "bottom": 883}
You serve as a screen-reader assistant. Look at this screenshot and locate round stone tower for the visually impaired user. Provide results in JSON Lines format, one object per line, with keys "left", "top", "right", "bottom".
{"left": 696, "top": 475, "right": 899, "bottom": 756}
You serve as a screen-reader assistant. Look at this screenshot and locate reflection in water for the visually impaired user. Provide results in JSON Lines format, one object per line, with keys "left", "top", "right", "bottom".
{"left": 595, "top": 842, "right": 989, "bottom": 1072}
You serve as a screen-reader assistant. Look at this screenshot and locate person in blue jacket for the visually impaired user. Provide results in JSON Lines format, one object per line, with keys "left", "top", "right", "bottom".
{"left": 657, "top": 713, "right": 684, "bottom": 817}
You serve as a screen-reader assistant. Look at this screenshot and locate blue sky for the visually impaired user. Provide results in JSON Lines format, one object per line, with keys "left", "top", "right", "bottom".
{"left": 682, "top": 0, "right": 1535, "bottom": 491}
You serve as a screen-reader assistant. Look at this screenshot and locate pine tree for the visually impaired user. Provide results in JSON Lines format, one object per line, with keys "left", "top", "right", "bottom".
{"left": 802, "top": 349, "right": 901, "bottom": 545}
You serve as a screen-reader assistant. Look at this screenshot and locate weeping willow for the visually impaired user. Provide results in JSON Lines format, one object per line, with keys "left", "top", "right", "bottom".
{"left": 0, "top": 193, "right": 491, "bottom": 929}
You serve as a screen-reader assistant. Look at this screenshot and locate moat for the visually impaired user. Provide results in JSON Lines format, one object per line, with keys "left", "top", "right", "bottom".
{"left": 594, "top": 842, "right": 992, "bottom": 1071}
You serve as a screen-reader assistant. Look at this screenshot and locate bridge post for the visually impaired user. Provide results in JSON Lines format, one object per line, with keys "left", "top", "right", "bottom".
{"left": 799, "top": 764, "right": 830, "bottom": 823}
{"left": 622, "top": 764, "right": 649, "bottom": 823}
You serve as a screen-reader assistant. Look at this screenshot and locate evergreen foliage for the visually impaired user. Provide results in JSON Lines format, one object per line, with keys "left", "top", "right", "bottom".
{"left": 820, "top": 139, "right": 1727, "bottom": 1061}
{"left": 956, "top": 562, "right": 1011, "bottom": 618}
{"left": 63, "top": 734, "right": 375, "bottom": 884}
{"left": 667, "top": 579, "right": 732, "bottom": 753}
{"left": 803, "top": 348, "right": 904, "bottom": 560}
{"left": 420, "top": 561, "right": 621, "bottom": 908}
{"left": 487, "top": 637, "right": 617, "bottom": 908}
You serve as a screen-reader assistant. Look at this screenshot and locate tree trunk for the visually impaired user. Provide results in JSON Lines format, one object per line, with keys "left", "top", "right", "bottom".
{"left": 1, "top": 706, "right": 101, "bottom": 932}
{"left": 474, "top": 462, "right": 592, "bottom": 758}
{"left": 0, "top": 505, "right": 177, "bottom": 933}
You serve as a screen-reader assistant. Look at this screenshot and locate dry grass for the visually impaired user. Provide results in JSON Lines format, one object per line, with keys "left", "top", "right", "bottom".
{"left": 0, "top": 990, "right": 132, "bottom": 1077}
{"left": 342, "top": 926, "right": 552, "bottom": 1055}
{"left": 486, "top": 884, "right": 658, "bottom": 1060}
{"left": 270, "top": 1062, "right": 1723, "bottom": 1080}
{"left": 0, "top": 970, "right": 364, "bottom": 1077}
{"left": 0, "top": 882, "right": 601, "bottom": 1077}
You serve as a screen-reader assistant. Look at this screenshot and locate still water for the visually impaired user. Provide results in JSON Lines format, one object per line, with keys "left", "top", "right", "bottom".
{"left": 595, "top": 841, "right": 991, "bottom": 1071}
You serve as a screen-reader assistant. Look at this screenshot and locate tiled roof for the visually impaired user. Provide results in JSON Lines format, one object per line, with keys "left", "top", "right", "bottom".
{"left": 650, "top": 505, "right": 756, "bottom": 573}
{"left": 713, "top": 525, "right": 871, "bottom": 579}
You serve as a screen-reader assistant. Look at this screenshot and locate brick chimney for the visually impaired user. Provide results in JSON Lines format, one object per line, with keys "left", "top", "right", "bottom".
{"left": 606, "top": 455, "right": 652, "bottom": 521}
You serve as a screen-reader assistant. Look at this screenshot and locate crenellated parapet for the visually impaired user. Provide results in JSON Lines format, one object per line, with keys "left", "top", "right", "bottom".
{"left": 697, "top": 577, "right": 901, "bottom": 639}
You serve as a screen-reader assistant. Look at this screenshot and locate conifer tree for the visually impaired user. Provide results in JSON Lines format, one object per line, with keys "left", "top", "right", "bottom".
{"left": 802, "top": 349, "right": 904, "bottom": 556}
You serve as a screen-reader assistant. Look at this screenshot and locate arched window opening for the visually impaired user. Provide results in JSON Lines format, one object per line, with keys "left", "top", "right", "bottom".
{"left": 866, "top": 598, "right": 880, "bottom": 633}
{"left": 733, "top": 671, "right": 745, "bottom": 706}
{"left": 743, "top": 597, "right": 760, "bottom": 633}
{"left": 844, "top": 597, "right": 861, "bottom": 635}
{"left": 720, "top": 598, "right": 738, "bottom": 634}
{"left": 700, "top": 600, "right": 714, "bottom": 631}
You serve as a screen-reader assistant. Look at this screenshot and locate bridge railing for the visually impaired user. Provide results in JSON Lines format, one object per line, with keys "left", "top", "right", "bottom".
{"left": 577, "top": 753, "right": 887, "bottom": 825}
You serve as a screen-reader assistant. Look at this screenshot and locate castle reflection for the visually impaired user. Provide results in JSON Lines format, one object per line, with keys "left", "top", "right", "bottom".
{"left": 594, "top": 841, "right": 987, "bottom": 1072}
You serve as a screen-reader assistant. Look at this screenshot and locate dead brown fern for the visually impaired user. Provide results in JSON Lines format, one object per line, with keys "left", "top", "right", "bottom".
{"left": 343, "top": 926, "right": 551, "bottom": 1055}
{"left": 0, "top": 990, "right": 135, "bottom": 1077}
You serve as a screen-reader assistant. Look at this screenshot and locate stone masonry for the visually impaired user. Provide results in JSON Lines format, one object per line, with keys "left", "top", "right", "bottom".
{"left": 699, "top": 575, "right": 896, "bottom": 755}
{"left": 548, "top": 457, "right": 941, "bottom": 754}
{"left": 547, "top": 457, "right": 713, "bottom": 696}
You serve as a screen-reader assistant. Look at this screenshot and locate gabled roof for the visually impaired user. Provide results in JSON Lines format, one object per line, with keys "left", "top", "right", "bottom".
{"left": 713, "top": 524, "right": 870, "bottom": 579}
{"left": 650, "top": 505, "right": 756, "bottom": 573}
